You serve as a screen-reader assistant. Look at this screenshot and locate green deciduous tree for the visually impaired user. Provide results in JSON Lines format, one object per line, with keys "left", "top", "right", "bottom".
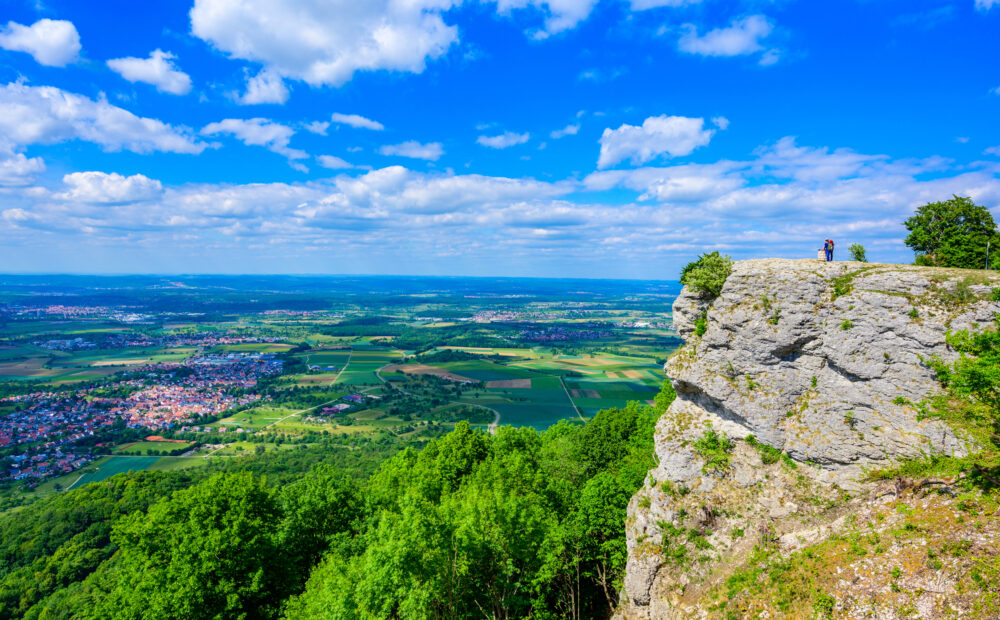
{"left": 102, "top": 472, "right": 289, "bottom": 619}
{"left": 848, "top": 243, "right": 867, "bottom": 262}
{"left": 680, "top": 252, "right": 734, "bottom": 299}
{"left": 903, "top": 196, "right": 1000, "bottom": 269}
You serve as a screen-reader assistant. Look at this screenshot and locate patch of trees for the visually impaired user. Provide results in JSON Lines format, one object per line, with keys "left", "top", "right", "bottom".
{"left": 905, "top": 196, "right": 1000, "bottom": 269}
{"left": 0, "top": 383, "right": 675, "bottom": 619}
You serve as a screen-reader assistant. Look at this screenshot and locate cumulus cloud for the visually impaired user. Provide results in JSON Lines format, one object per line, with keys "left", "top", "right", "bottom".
{"left": 985, "top": 146, "right": 1000, "bottom": 156}
{"left": 975, "top": 0, "right": 998, "bottom": 10}
{"left": 317, "top": 155, "right": 355, "bottom": 169}
{"left": 597, "top": 115, "right": 717, "bottom": 169}
{"left": 631, "top": 0, "right": 700, "bottom": 10}
{"left": 331, "top": 113, "right": 384, "bottom": 131}
{"left": 0, "top": 82, "right": 208, "bottom": 154}
{"left": 60, "top": 171, "right": 163, "bottom": 203}
{"left": 6, "top": 140, "right": 1000, "bottom": 275}
{"left": 379, "top": 140, "right": 444, "bottom": 160}
{"left": 201, "top": 118, "right": 307, "bottom": 165}
{"left": 550, "top": 123, "right": 579, "bottom": 139}
{"left": 190, "top": 0, "right": 460, "bottom": 87}
{"left": 188, "top": 0, "right": 610, "bottom": 89}
{"left": 0, "top": 19, "right": 80, "bottom": 67}
{"left": 237, "top": 69, "right": 288, "bottom": 104}
{"left": 477, "top": 131, "right": 530, "bottom": 148}
{"left": 305, "top": 121, "right": 330, "bottom": 135}
{"left": 492, "top": 0, "right": 600, "bottom": 37}
{"left": 678, "top": 15, "right": 777, "bottom": 64}
{"left": 107, "top": 49, "right": 193, "bottom": 95}
{"left": 0, "top": 140, "right": 44, "bottom": 186}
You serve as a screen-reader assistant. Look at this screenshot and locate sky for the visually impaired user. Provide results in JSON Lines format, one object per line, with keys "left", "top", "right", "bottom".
{"left": 0, "top": 0, "right": 998, "bottom": 278}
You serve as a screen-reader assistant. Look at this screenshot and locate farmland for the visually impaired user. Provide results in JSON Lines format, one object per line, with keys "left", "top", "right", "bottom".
{"left": 0, "top": 274, "right": 680, "bottom": 495}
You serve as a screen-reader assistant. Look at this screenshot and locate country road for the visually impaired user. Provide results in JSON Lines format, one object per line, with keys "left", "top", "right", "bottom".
{"left": 376, "top": 363, "right": 502, "bottom": 434}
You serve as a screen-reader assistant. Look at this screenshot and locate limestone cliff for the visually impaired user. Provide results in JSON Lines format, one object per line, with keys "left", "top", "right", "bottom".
{"left": 617, "top": 259, "right": 1000, "bottom": 619}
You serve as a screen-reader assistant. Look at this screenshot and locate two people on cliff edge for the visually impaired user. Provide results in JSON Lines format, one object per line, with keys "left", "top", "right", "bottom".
{"left": 824, "top": 239, "right": 835, "bottom": 261}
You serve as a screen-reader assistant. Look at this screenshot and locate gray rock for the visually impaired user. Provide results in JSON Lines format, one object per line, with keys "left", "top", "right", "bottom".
{"left": 619, "top": 259, "right": 1000, "bottom": 617}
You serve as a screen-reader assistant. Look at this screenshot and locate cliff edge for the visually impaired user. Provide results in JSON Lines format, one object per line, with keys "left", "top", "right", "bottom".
{"left": 618, "top": 259, "right": 1000, "bottom": 619}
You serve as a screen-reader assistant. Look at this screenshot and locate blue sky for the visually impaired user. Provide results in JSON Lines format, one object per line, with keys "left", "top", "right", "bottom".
{"left": 1, "top": 0, "right": 998, "bottom": 278}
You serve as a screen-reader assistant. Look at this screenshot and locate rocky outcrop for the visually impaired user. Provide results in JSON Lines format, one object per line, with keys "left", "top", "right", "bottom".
{"left": 617, "top": 259, "right": 1000, "bottom": 619}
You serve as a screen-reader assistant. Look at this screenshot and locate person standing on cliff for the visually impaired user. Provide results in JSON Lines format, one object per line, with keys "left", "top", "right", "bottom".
{"left": 824, "top": 239, "right": 835, "bottom": 261}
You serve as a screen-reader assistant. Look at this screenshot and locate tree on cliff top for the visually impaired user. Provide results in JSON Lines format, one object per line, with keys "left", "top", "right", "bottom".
{"left": 680, "top": 251, "right": 733, "bottom": 299}
{"left": 904, "top": 196, "right": 1000, "bottom": 269}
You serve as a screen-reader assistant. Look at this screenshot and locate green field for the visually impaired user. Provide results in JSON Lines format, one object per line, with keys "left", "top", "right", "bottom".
{"left": 333, "top": 349, "right": 401, "bottom": 385}
{"left": 113, "top": 441, "right": 194, "bottom": 455}
{"left": 63, "top": 456, "right": 162, "bottom": 489}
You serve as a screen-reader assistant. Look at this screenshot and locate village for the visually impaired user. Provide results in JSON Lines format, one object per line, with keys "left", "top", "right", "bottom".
{"left": 0, "top": 352, "right": 282, "bottom": 481}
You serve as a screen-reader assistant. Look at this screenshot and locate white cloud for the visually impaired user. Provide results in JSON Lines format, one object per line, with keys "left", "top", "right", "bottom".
{"left": 550, "top": 123, "right": 580, "bottom": 139}
{"left": 201, "top": 118, "right": 307, "bottom": 167}
{"left": 985, "top": 146, "right": 1000, "bottom": 156}
{"left": 190, "top": 0, "right": 460, "bottom": 87}
{"left": 631, "top": 0, "right": 700, "bottom": 10}
{"left": 711, "top": 116, "right": 729, "bottom": 130}
{"left": 6, "top": 140, "right": 1000, "bottom": 276}
{"left": 0, "top": 19, "right": 80, "bottom": 67}
{"left": 331, "top": 113, "right": 384, "bottom": 131}
{"left": 305, "top": 121, "right": 330, "bottom": 135}
{"left": 189, "top": 0, "right": 608, "bottom": 90}
{"left": 991, "top": 85, "right": 1000, "bottom": 95}
{"left": 107, "top": 49, "right": 193, "bottom": 95}
{"left": 975, "top": 0, "right": 998, "bottom": 11}
{"left": 60, "top": 171, "right": 163, "bottom": 203}
{"left": 0, "top": 140, "right": 44, "bottom": 186}
{"left": 237, "top": 69, "right": 288, "bottom": 104}
{"left": 379, "top": 140, "right": 444, "bottom": 160}
{"left": 317, "top": 155, "right": 355, "bottom": 169}
{"left": 0, "top": 82, "right": 208, "bottom": 154}
{"left": 477, "top": 131, "right": 530, "bottom": 149}
{"left": 597, "top": 115, "right": 717, "bottom": 168}
{"left": 678, "top": 15, "right": 776, "bottom": 62}
{"left": 492, "top": 0, "right": 599, "bottom": 37}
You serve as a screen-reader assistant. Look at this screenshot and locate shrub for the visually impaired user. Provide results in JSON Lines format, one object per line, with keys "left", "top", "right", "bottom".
{"left": 848, "top": 243, "right": 868, "bottom": 262}
{"left": 841, "top": 319, "right": 853, "bottom": 330}
{"left": 694, "top": 312, "right": 708, "bottom": 337}
{"left": 693, "top": 427, "right": 734, "bottom": 472}
{"left": 680, "top": 251, "right": 734, "bottom": 299}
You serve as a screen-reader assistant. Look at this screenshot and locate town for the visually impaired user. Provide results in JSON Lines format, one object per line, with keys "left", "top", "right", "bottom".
{"left": 0, "top": 352, "right": 282, "bottom": 481}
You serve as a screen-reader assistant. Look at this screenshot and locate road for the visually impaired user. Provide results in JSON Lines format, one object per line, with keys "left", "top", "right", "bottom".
{"left": 559, "top": 376, "right": 587, "bottom": 423}
{"left": 376, "top": 363, "right": 502, "bottom": 435}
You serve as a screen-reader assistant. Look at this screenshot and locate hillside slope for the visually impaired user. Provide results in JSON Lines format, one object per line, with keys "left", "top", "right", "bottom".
{"left": 617, "top": 259, "right": 1000, "bottom": 619}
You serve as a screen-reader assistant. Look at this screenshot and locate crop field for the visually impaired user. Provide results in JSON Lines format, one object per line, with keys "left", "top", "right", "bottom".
{"left": 63, "top": 456, "right": 161, "bottom": 489}
{"left": 334, "top": 349, "right": 401, "bottom": 385}
{"left": 113, "top": 441, "right": 194, "bottom": 454}
{"left": 146, "top": 457, "right": 212, "bottom": 472}
{"left": 211, "top": 406, "right": 298, "bottom": 429}
{"left": 389, "top": 349, "right": 667, "bottom": 428}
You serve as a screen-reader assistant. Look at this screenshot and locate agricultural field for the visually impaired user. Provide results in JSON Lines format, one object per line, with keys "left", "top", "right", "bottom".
{"left": 0, "top": 273, "right": 680, "bottom": 496}
{"left": 113, "top": 441, "right": 194, "bottom": 455}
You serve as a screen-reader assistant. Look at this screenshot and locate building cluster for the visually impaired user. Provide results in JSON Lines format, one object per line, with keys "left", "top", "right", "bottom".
{"left": 517, "top": 327, "right": 612, "bottom": 342}
{"left": 31, "top": 331, "right": 282, "bottom": 351}
{"left": 0, "top": 353, "right": 282, "bottom": 482}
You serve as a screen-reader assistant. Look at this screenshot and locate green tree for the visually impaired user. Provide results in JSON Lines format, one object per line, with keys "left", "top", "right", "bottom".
{"left": 680, "top": 251, "right": 734, "bottom": 299}
{"left": 848, "top": 243, "right": 867, "bottom": 262}
{"left": 903, "top": 196, "right": 1000, "bottom": 269}
{"left": 102, "top": 472, "right": 289, "bottom": 619}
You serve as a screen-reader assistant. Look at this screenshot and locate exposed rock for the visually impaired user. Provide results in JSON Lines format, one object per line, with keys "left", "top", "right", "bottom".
{"left": 617, "top": 259, "right": 1000, "bottom": 619}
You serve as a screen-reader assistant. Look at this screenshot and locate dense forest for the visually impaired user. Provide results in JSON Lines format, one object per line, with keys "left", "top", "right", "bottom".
{"left": 0, "top": 384, "right": 675, "bottom": 619}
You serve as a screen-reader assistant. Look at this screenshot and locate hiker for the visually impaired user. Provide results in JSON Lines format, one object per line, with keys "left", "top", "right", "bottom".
{"left": 824, "top": 239, "right": 835, "bottom": 262}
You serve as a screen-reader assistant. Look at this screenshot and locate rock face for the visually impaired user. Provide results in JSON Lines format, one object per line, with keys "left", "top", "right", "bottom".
{"left": 617, "top": 259, "right": 1000, "bottom": 619}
